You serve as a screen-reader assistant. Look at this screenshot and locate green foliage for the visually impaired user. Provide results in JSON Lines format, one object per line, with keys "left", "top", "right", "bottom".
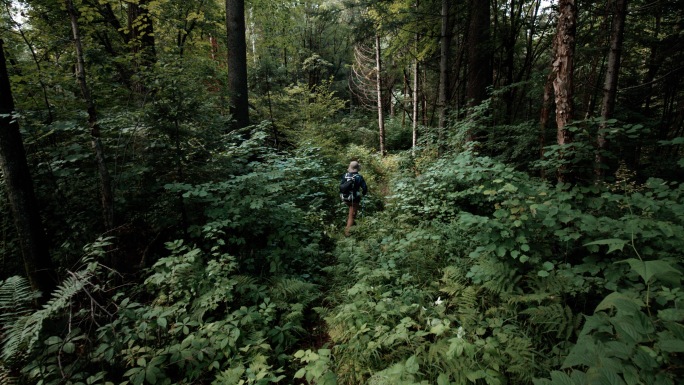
{"left": 162, "top": 125, "right": 335, "bottom": 276}
{"left": 258, "top": 79, "right": 347, "bottom": 149}
{"left": 293, "top": 348, "right": 337, "bottom": 385}
{"left": 0, "top": 237, "right": 114, "bottom": 383}
{"left": 535, "top": 257, "right": 683, "bottom": 385}
{"left": 319, "top": 149, "right": 684, "bottom": 384}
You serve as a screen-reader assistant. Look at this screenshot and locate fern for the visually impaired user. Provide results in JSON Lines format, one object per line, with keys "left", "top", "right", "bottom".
{"left": 268, "top": 277, "right": 318, "bottom": 304}
{"left": 1, "top": 270, "right": 92, "bottom": 361}
{"left": 469, "top": 257, "right": 520, "bottom": 296}
{"left": 0, "top": 276, "right": 37, "bottom": 325}
{"left": 439, "top": 267, "right": 480, "bottom": 326}
{"left": 520, "top": 304, "right": 581, "bottom": 341}
{"left": 0, "top": 364, "right": 16, "bottom": 385}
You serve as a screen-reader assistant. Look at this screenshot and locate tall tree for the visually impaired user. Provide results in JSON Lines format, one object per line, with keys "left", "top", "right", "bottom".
{"left": 412, "top": 9, "right": 420, "bottom": 153}
{"left": 466, "top": 0, "right": 491, "bottom": 141}
{"left": 0, "top": 39, "right": 56, "bottom": 295}
{"left": 552, "top": 0, "right": 577, "bottom": 183}
{"left": 66, "top": 0, "right": 115, "bottom": 230}
{"left": 375, "top": 33, "right": 386, "bottom": 156}
{"left": 127, "top": 0, "right": 157, "bottom": 66}
{"left": 226, "top": 0, "right": 250, "bottom": 129}
{"left": 596, "top": 0, "right": 628, "bottom": 180}
{"left": 438, "top": 0, "right": 451, "bottom": 135}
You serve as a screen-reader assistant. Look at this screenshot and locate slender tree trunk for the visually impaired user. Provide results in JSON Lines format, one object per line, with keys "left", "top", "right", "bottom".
{"left": 539, "top": 66, "right": 555, "bottom": 179}
{"left": 226, "top": 0, "right": 250, "bottom": 129}
{"left": 127, "top": 0, "right": 156, "bottom": 92}
{"left": 466, "top": 0, "right": 491, "bottom": 141}
{"left": 438, "top": 0, "right": 451, "bottom": 132}
{"left": 552, "top": 0, "right": 578, "bottom": 183}
{"left": 412, "top": 58, "right": 419, "bottom": 154}
{"left": 375, "top": 34, "right": 386, "bottom": 156}
{"left": 67, "top": 0, "right": 115, "bottom": 230}
{"left": 402, "top": 69, "right": 408, "bottom": 127}
{"left": 641, "top": 9, "right": 661, "bottom": 116}
{"left": 596, "top": 0, "right": 628, "bottom": 181}
{"left": 0, "top": 39, "right": 56, "bottom": 295}
{"left": 412, "top": 0, "right": 419, "bottom": 154}
{"left": 127, "top": 0, "right": 156, "bottom": 65}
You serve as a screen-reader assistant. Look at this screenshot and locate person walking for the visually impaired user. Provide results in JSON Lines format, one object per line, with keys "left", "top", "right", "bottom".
{"left": 340, "top": 161, "right": 368, "bottom": 236}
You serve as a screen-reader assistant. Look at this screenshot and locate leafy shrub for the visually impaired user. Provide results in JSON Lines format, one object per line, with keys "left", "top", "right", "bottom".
{"left": 310, "top": 149, "right": 684, "bottom": 385}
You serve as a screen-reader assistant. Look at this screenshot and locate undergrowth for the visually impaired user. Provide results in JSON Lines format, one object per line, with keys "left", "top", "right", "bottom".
{"left": 299, "top": 150, "right": 684, "bottom": 385}
{"left": 2, "top": 142, "right": 682, "bottom": 385}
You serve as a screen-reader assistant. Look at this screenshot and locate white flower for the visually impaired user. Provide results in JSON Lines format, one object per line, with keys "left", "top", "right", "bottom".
{"left": 434, "top": 296, "right": 444, "bottom": 306}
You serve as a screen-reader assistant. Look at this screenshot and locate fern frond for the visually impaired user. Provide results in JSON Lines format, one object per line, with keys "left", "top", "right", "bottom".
{"left": 482, "top": 262, "right": 520, "bottom": 296}
{"left": 520, "top": 304, "right": 580, "bottom": 340}
{"left": 268, "top": 278, "right": 318, "bottom": 304}
{"left": 0, "top": 276, "right": 38, "bottom": 325}
{"left": 233, "top": 275, "right": 259, "bottom": 291}
{"left": 527, "top": 273, "right": 575, "bottom": 297}
{"left": 507, "top": 292, "right": 555, "bottom": 305}
{"left": 2, "top": 269, "right": 92, "bottom": 361}
{"left": 0, "top": 364, "right": 17, "bottom": 385}
{"left": 439, "top": 266, "right": 467, "bottom": 297}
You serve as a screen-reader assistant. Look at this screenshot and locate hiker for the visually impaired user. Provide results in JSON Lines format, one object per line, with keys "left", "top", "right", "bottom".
{"left": 340, "top": 161, "right": 368, "bottom": 236}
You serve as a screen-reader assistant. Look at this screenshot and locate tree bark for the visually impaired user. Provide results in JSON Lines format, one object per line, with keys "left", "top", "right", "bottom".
{"left": 438, "top": 0, "right": 451, "bottom": 133}
{"left": 375, "top": 34, "right": 386, "bottom": 156}
{"left": 412, "top": 0, "right": 419, "bottom": 154}
{"left": 127, "top": 0, "right": 157, "bottom": 66}
{"left": 596, "top": 0, "right": 628, "bottom": 181}
{"left": 412, "top": 59, "right": 419, "bottom": 153}
{"left": 226, "top": 0, "right": 250, "bottom": 129}
{"left": 466, "top": 0, "right": 491, "bottom": 141}
{"left": 67, "top": 0, "right": 115, "bottom": 230}
{"left": 0, "top": 39, "right": 56, "bottom": 295}
{"left": 539, "top": 66, "right": 555, "bottom": 179}
{"left": 552, "top": 0, "right": 578, "bottom": 183}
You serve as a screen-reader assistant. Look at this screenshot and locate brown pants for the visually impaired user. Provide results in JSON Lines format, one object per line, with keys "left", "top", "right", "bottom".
{"left": 345, "top": 200, "right": 360, "bottom": 236}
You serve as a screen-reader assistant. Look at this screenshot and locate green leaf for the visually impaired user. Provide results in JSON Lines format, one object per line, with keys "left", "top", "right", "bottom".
{"left": 294, "top": 368, "right": 306, "bottom": 379}
{"left": 595, "top": 292, "right": 643, "bottom": 313}
{"left": 658, "top": 309, "right": 684, "bottom": 322}
{"left": 405, "top": 355, "right": 419, "bottom": 374}
{"left": 467, "top": 370, "right": 486, "bottom": 382}
{"left": 597, "top": 367, "right": 626, "bottom": 385}
{"left": 659, "top": 339, "right": 684, "bottom": 352}
{"left": 617, "top": 258, "right": 681, "bottom": 284}
{"left": 437, "top": 373, "right": 450, "bottom": 385}
{"left": 62, "top": 342, "right": 75, "bottom": 354}
{"left": 548, "top": 371, "right": 575, "bottom": 385}
{"left": 584, "top": 239, "right": 628, "bottom": 254}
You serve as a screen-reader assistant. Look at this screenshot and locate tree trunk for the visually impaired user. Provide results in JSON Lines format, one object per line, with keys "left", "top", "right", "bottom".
{"left": 375, "top": 34, "right": 386, "bottom": 156}
{"left": 67, "top": 0, "right": 115, "bottom": 231}
{"left": 127, "top": 0, "right": 157, "bottom": 66}
{"left": 438, "top": 0, "right": 451, "bottom": 133}
{"left": 0, "top": 39, "right": 56, "bottom": 295}
{"left": 226, "top": 0, "right": 250, "bottom": 129}
{"left": 539, "top": 66, "right": 555, "bottom": 179}
{"left": 412, "top": 0, "right": 419, "bottom": 154}
{"left": 552, "top": 0, "right": 578, "bottom": 183}
{"left": 466, "top": 0, "right": 491, "bottom": 140}
{"left": 412, "top": 59, "right": 419, "bottom": 153}
{"left": 596, "top": 0, "right": 628, "bottom": 181}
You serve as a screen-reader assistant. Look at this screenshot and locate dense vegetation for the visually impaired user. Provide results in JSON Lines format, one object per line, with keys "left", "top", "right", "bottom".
{"left": 1, "top": 0, "right": 683, "bottom": 384}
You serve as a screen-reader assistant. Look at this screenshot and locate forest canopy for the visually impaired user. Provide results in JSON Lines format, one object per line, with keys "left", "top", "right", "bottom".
{"left": 1, "top": 0, "right": 683, "bottom": 384}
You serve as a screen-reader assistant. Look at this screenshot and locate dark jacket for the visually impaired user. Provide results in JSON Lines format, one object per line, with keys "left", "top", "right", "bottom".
{"left": 341, "top": 172, "right": 368, "bottom": 199}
